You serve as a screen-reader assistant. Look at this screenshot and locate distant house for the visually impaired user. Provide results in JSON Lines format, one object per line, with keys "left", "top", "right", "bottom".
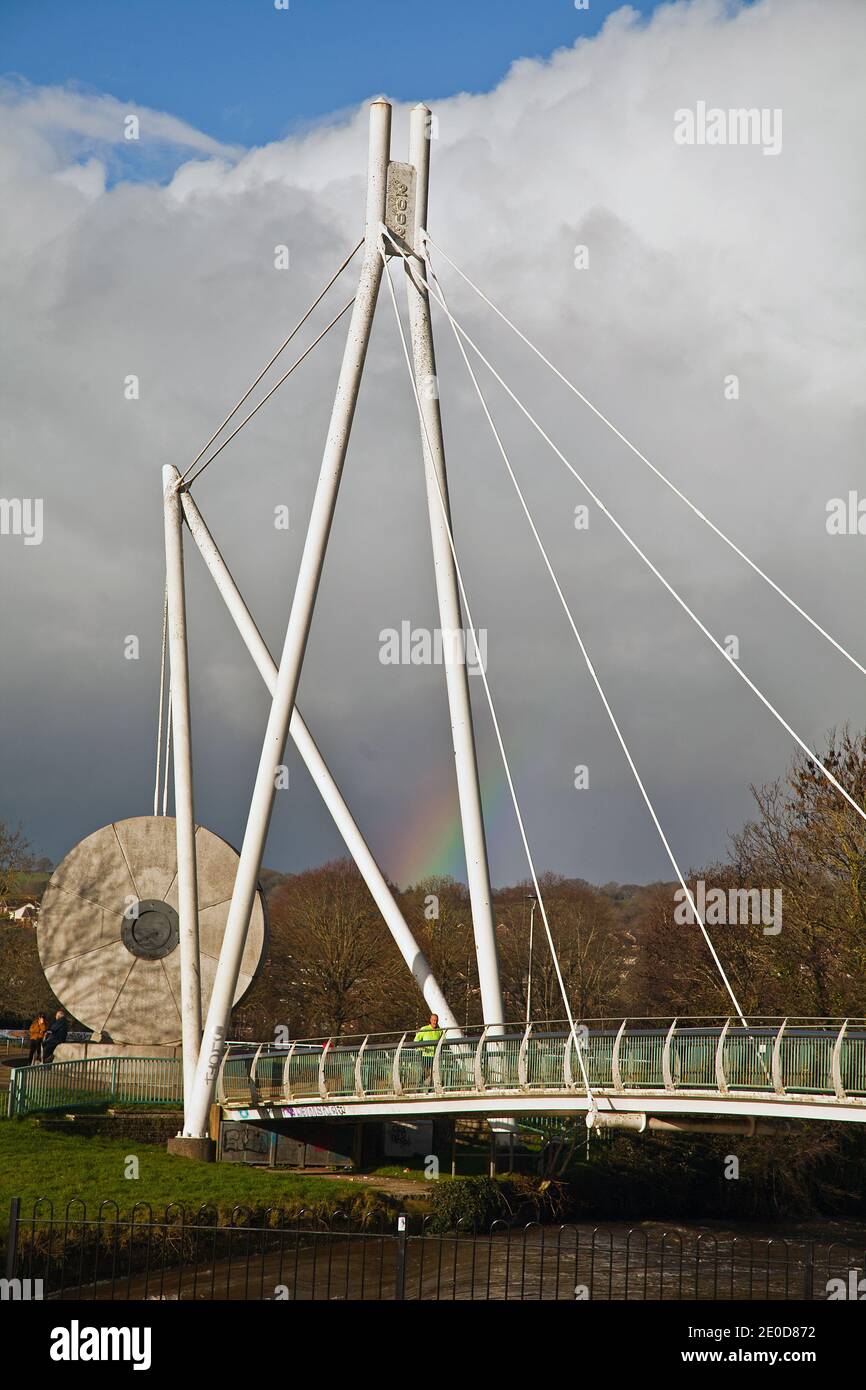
{"left": 9, "top": 902, "right": 38, "bottom": 923}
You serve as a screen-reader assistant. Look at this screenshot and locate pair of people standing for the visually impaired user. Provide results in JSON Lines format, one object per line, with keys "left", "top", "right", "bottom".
{"left": 27, "top": 1010, "right": 67, "bottom": 1064}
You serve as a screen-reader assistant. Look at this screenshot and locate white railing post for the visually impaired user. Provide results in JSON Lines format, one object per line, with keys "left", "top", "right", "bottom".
{"left": 611, "top": 1019, "right": 627, "bottom": 1093}
{"left": 319, "top": 1039, "right": 333, "bottom": 1100}
{"left": 392, "top": 1033, "right": 407, "bottom": 1097}
{"left": 354, "top": 1036, "right": 369, "bottom": 1099}
{"left": 832, "top": 1020, "right": 849, "bottom": 1101}
{"left": 432, "top": 1030, "right": 446, "bottom": 1096}
{"left": 518, "top": 1023, "right": 533, "bottom": 1092}
{"left": 715, "top": 1019, "right": 731, "bottom": 1095}
{"left": 564, "top": 1028, "right": 577, "bottom": 1092}
{"left": 662, "top": 1018, "right": 678, "bottom": 1092}
{"left": 249, "top": 1043, "right": 264, "bottom": 1106}
{"left": 282, "top": 1041, "right": 298, "bottom": 1103}
{"left": 474, "top": 1026, "right": 489, "bottom": 1092}
{"left": 771, "top": 1019, "right": 788, "bottom": 1095}
{"left": 561, "top": 1028, "right": 583, "bottom": 1089}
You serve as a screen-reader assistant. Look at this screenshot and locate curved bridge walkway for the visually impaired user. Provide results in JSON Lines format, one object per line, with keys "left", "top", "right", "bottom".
{"left": 218, "top": 1018, "right": 866, "bottom": 1126}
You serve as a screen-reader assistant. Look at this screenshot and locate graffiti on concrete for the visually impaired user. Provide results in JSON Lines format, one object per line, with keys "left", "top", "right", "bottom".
{"left": 280, "top": 1104, "right": 346, "bottom": 1119}
{"left": 220, "top": 1124, "right": 272, "bottom": 1162}
{"left": 384, "top": 1120, "right": 433, "bottom": 1157}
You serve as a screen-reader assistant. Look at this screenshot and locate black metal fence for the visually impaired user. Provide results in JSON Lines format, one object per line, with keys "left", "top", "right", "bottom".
{"left": 5, "top": 1198, "right": 865, "bottom": 1301}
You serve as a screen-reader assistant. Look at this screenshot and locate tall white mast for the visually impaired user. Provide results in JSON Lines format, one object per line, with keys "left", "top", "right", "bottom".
{"left": 162, "top": 462, "right": 203, "bottom": 1117}
{"left": 403, "top": 103, "right": 505, "bottom": 1031}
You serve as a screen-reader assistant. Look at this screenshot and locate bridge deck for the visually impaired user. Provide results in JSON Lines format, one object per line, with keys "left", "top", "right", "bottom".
{"left": 10, "top": 1019, "right": 866, "bottom": 1123}
{"left": 218, "top": 1019, "right": 866, "bottom": 1125}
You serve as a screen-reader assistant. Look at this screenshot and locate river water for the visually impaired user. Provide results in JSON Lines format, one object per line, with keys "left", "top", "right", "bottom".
{"left": 53, "top": 1216, "right": 866, "bottom": 1302}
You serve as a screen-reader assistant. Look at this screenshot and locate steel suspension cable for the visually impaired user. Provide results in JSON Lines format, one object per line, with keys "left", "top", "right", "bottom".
{"left": 183, "top": 296, "right": 355, "bottom": 487}
{"left": 381, "top": 239, "right": 599, "bottom": 1110}
{"left": 179, "top": 238, "right": 363, "bottom": 485}
{"left": 153, "top": 584, "right": 168, "bottom": 817}
{"left": 426, "top": 253, "right": 745, "bottom": 1019}
{"left": 424, "top": 233, "right": 866, "bottom": 681}
{"left": 162, "top": 687, "right": 172, "bottom": 817}
{"left": 384, "top": 232, "right": 866, "bottom": 831}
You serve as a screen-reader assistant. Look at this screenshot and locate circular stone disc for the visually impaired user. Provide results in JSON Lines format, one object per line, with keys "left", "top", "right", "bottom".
{"left": 37, "top": 817, "right": 267, "bottom": 1044}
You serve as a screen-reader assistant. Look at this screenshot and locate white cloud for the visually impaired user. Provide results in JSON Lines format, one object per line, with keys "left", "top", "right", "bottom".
{"left": 0, "top": 78, "right": 241, "bottom": 162}
{"left": 2, "top": 0, "right": 863, "bottom": 889}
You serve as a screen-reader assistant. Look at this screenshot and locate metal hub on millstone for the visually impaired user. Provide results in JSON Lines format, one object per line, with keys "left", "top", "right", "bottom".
{"left": 37, "top": 816, "right": 267, "bottom": 1044}
{"left": 121, "top": 900, "right": 180, "bottom": 960}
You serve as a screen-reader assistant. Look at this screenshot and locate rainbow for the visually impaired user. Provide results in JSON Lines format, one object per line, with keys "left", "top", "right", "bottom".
{"left": 391, "top": 756, "right": 516, "bottom": 886}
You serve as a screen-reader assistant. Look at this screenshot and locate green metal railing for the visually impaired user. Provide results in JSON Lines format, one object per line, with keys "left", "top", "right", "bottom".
{"left": 8, "top": 1056, "right": 183, "bottom": 1117}
{"left": 218, "top": 1018, "right": 866, "bottom": 1116}
{"left": 8, "top": 1020, "right": 866, "bottom": 1120}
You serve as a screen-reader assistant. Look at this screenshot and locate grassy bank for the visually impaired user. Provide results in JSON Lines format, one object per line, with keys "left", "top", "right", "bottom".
{"left": 0, "top": 1119, "right": 371, "bottom": 1236}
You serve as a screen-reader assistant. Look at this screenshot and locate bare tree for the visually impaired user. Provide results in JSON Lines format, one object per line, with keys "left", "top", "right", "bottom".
{"left": 0, "top": 821, "right": 34, "bottom": 913}
{"left": 497, "top": 875, "right": 627, "bottom": 1022}
{"left": 265, "top": 859, "right": 404, "bottom": 1036}
{"left": 730, "top": 727, "right": 866, "bottom": 1015}
{"left": 626, "top": 728, "right": 866, "bottom": 1019}
{"left": 401, "top": 876, "right": 481, "bottom": 1026}
{"left": 625, "top": 873, "right": 775, "bottom": 1018}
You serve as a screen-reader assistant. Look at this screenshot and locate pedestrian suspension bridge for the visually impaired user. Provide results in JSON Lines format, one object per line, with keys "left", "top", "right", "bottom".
{"left": 19, "top": 100, "right": 866, "bottom": 1142}
{"left": 215, "top": 1019, "right": 866, "bottom": 1130}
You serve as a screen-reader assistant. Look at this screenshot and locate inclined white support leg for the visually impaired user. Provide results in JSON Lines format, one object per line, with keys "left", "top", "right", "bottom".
{"left": 404, "top": 103, "right": 505, "bottom": 1032}
{"left": 183, "top": 100, "right": 393, "bottom": 1138}
{"left": 162, "top": 464, "right": 203, "bottom": 1118}
{"left": 180, "top": 488, "right": 459, "bottom": 1030}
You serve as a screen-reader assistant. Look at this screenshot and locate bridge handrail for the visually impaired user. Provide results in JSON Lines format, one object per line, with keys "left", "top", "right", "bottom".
{"left": 221, "top": 1015, "right": 866, "bottom": 1050}
{"left": 8, "top": 1055, "right": 183, "bottom": 1117}
{"left": 8, "top": 1019, "right": 866, "bottom": 1117}
{"left": 216, "top": 1017, "right": 866, "bottom": 1112}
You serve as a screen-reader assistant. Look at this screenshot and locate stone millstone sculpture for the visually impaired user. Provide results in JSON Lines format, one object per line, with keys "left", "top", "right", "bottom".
{"left": 37, "top": 816, "right": 266, "bottom": 1045}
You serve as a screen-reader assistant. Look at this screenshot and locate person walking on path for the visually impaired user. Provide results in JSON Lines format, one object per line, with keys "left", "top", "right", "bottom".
{"left": 27, "top": 1013, "right": 47, "bottom": 1064}
{"left": 42, "top": 1010, "right": 68, "bottom": 1063}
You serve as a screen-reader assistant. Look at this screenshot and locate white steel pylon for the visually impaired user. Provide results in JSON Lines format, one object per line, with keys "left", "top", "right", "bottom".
{"left": 162, "top": 462, "right": 202, "bottom": 1120}
{"left": 171, "top": 99, "right": 502, "bottom": 1139}
{"left": 401, "top": 104, "right": 504, "bottom": 1032}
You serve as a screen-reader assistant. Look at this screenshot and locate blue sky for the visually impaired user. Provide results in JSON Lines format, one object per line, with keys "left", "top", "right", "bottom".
{"left": 2, "top": 0, "right": 666, "bottom": 145}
